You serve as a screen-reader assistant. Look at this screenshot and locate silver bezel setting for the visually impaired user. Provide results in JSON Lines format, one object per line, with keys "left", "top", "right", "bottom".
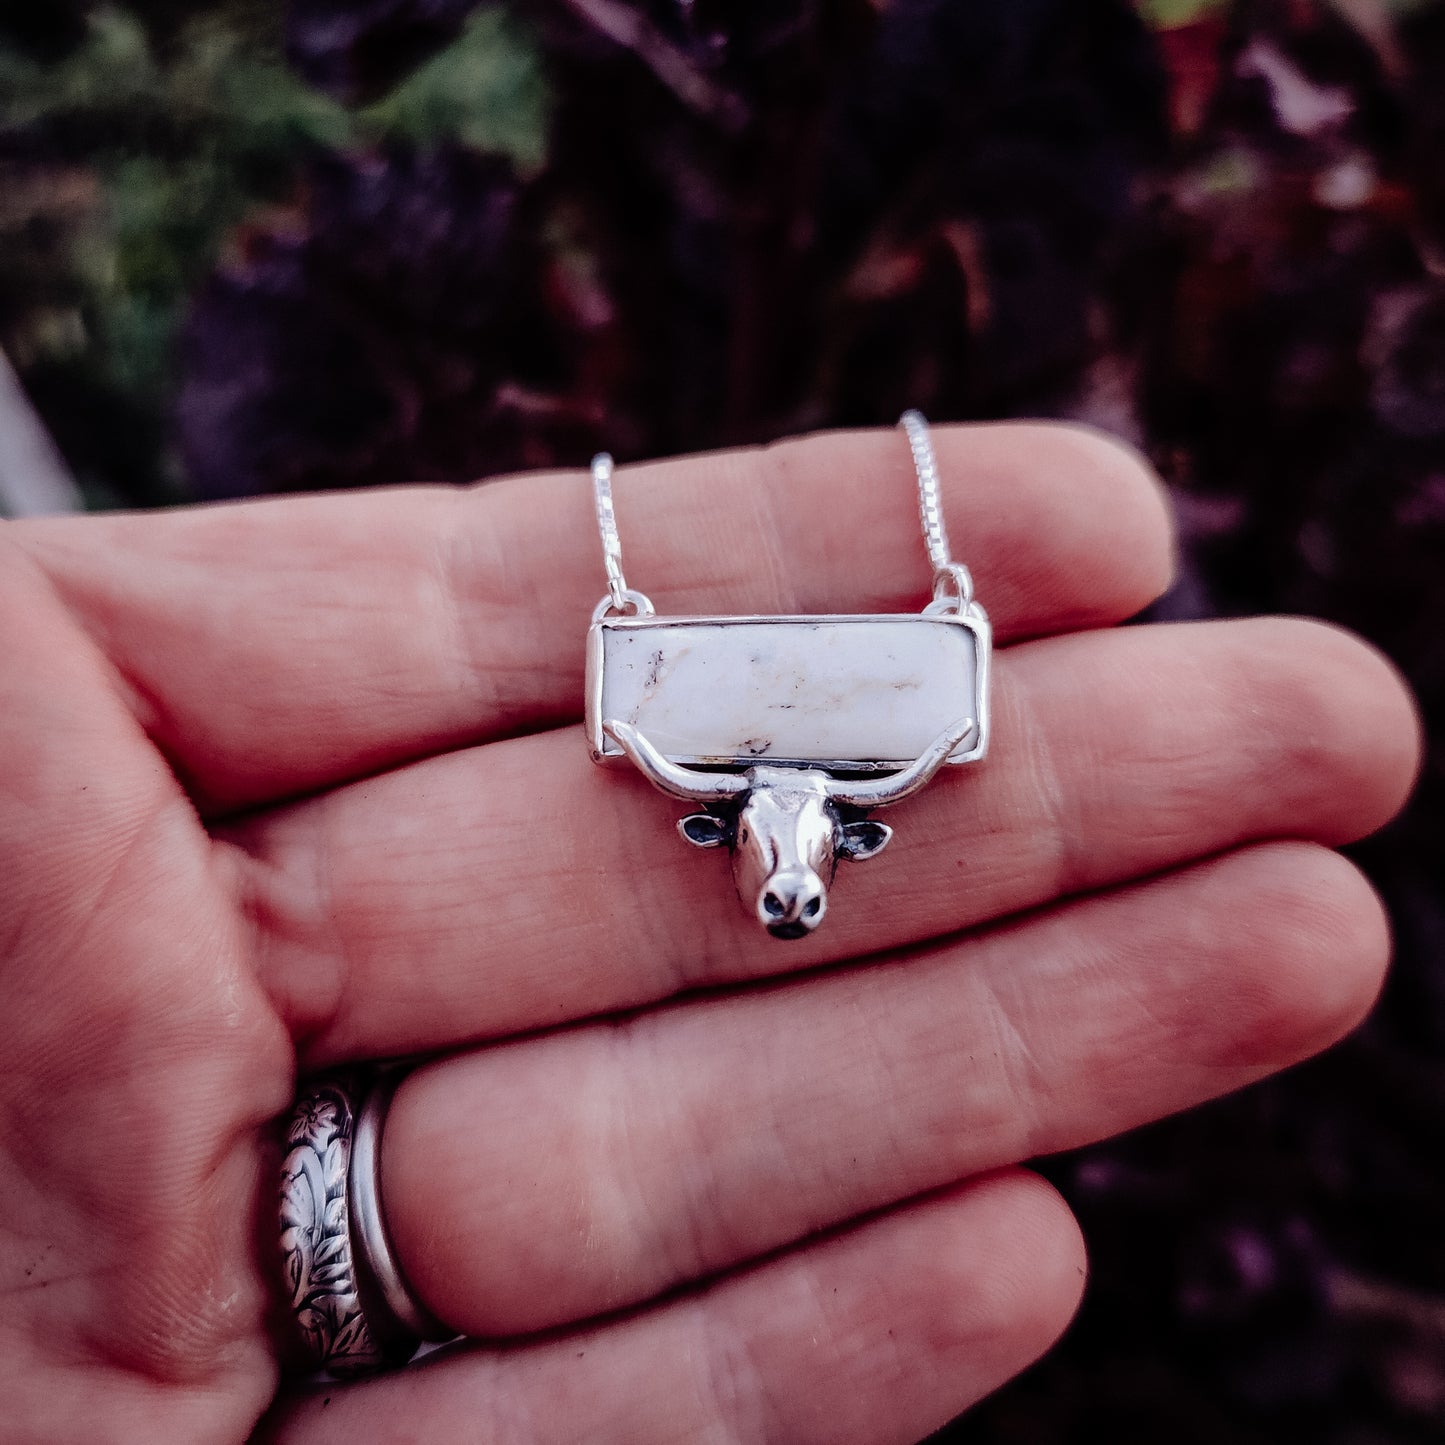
{"left": 586, "top": 608, "right": 992, "bottom": 773}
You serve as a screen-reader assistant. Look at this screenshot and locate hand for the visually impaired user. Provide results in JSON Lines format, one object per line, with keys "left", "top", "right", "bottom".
{"left": 0, "top": 425, "right": 1418, "bottom": 1444}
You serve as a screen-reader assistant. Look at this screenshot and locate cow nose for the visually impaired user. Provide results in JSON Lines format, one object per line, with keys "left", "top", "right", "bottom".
{"left": 761, "top": 874, "right": 827, "bottom": 939}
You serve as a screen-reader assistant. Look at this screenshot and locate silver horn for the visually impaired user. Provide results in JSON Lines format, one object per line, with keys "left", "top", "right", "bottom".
{"left": 602, "top": 721, "right": 749, "bottom": 802}
{"left": 824, "top": 718, "right": 975, "bottom": 808}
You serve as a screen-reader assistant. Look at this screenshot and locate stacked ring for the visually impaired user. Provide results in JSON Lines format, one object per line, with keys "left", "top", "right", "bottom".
{"left": 279, "top": 1070, "right": 453, "bottom": 1375}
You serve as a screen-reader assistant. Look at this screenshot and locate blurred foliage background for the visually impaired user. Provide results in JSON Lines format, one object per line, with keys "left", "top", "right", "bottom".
{"left": 3, "top": 0, "right": 1444, "bottom": 1440}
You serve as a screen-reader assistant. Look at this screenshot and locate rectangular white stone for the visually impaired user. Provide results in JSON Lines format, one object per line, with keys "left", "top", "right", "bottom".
{"left": 586, "top": 613, "right": 989, "bottom": 770}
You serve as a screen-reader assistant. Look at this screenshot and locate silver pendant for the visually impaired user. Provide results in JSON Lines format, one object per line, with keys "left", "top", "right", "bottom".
{"left": 586, "top": 412, "right": 990, "bottom": 938}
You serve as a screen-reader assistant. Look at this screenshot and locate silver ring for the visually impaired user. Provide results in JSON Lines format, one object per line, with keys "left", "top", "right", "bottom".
{"left": 279, "top": 1070, "right": 451, "bottom": 1375}
{"left": 349, "top": 1071, "right": 452, "bottom": 1346}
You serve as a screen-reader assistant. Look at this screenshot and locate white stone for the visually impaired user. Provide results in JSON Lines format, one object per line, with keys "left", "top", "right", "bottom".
{"left": 587, "top": 614, "right": 988, "bottom": 770}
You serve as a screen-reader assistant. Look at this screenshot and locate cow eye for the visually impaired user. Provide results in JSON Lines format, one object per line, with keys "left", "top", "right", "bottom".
{"left": 679, "top": 813, "right": 729, "bottom": 848}
{"left": 838, "top": 820, "right": 892, "bottom": 861}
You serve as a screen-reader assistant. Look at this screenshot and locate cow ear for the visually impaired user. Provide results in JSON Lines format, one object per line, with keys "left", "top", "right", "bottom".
{"left": 838, "top": 820, "right": 892, "bottom": 861}
{"left": 679, "top": 813, "right": 730, "bottom": 848}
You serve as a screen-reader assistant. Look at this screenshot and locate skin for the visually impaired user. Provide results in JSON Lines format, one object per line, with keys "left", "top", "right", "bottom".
{"left": 0, "top": 423, "right": 1421, "bottom": 1445}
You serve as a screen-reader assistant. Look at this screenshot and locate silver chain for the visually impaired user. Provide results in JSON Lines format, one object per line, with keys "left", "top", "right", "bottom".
{"left": 899, "top": 409, "right": 973, "bottom": 611}
{"left": 899, "top": 409, "right": 950, "bottom": 575}
{"left": 592, "top": 415, "right": 970, "bottom": 615}
{"left": 591, "top": 452, "right": 628, "bottom": 612}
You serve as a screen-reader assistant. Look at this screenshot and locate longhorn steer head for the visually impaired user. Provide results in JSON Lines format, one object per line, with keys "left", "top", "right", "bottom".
{"left": 602, "top": 718, "right": 974, "bottom": 939}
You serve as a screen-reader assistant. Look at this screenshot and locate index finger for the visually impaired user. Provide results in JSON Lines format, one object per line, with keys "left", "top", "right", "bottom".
{"left": 11, "top": 423, "right": 1172, "bottom": 814}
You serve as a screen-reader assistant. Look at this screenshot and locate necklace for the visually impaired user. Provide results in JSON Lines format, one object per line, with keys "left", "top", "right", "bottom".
{"left": 586, "top": 412, "right": 990, "bottom": 939}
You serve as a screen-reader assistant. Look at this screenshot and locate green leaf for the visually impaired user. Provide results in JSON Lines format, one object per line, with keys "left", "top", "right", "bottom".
{"left": 361, "top": 8, "right": 549, "bottom": 172}
{"left": 1136, "top": 0, "right": 1231, "bottom": 28}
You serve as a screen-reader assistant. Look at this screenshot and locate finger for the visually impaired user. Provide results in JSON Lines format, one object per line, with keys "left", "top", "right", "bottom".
{"left": 225, "top": 616, "right": 1419, "bottom": 1061}
{"left": 264, "top": 1172, "right": 1083, "bottom": 1445}
{"left": 372, "top": 841, "right": 1384, "bottom": 1337}
{"left": 13, "top": 424, "right": 1171, "bottom": 812}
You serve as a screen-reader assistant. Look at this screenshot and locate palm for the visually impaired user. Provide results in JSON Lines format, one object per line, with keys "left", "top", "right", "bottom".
{"left": 0, "top": 426, "right": 1418, "bottom": 1445}
{"left": 0, "top": 562, "right": 287, "bottom": 1439}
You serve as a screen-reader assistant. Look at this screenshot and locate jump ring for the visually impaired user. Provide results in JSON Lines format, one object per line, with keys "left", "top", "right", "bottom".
{"left": 591, "top": 589, "right": 657, "bottom": 623}
{"left": 928, "top": 562, "right": 975, "bottom": 612}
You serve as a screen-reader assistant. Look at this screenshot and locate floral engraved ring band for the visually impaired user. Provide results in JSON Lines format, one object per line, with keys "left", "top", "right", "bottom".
{"left": 279, "top": 1072, "right": 453, "bottom": 1375}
